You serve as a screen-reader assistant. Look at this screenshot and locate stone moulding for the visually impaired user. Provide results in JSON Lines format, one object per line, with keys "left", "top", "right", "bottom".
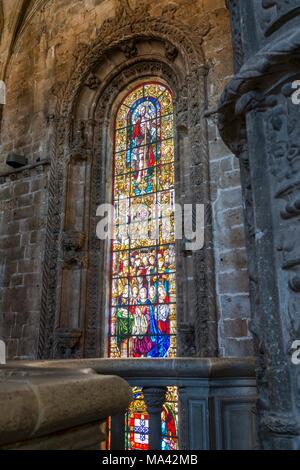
{"left": 28, "top": 357, "right": 256, "bottom": 378}
{"left": 0, "top": 159, "right": 50, "bottom": 184}
{"left": 58, "top": 1, "right": 208, "bottom": 116}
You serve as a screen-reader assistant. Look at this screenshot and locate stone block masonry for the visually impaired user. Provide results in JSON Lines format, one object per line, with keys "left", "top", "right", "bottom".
{"left": 0, "top": 162, "right": 49, "bottom": 360}
{"left": 207, "top": 116, "right": 253, "bottom": 357}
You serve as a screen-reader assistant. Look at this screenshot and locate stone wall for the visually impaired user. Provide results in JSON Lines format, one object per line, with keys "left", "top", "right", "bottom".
{"left": 208, "top": 121, "right": 253, "bottom": 356}
{"left": 202, "top": 1, "right": 253, "bottom": 356}
{"left": 0, "top": 163, "right": 49, "bottom": 359}
{"left": 0, "top": 0, "right": 253, "bottom": 358}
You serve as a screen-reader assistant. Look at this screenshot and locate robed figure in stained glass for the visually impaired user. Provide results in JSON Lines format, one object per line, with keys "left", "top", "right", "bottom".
{"left": 127, "top": 98, "right": 159, "bottom": 196}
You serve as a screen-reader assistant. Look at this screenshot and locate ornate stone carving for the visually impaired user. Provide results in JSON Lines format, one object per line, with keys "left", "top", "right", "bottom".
{"left": 62, "top": 231, "right": 87, "bottom": 268}
{"left": 219, "top": 2, "right": 300, "bottom": 450}
{"left": 54, "top": 328, "right": 82, "bottom": 359}
{"left": 164, "top": 41, "right": 178, "bottom": 62}
{"left": 289, "top": 276, "right": 300, "bottom": 293}
{"left": 119, "top": 39, "right": 138, "bottom": 59}
{"left": 38, "top": 115, "right": 68, "bottom": 359}
{"left": 85, "top": 73, "right": 101, "bottom": 90}
{"left": 39, "top": 1, "right": 216, "bottom": 361}
{"left": 226, "top": 0, "right": 244, "bottom": 72}
{"left": 261, "top": 0, "right": 300, "bottom": 36}
{"left": 63, "top": 231, "right": 85, "bottom": 252}
{"left": 262, "top": 0, "right": 295, "bottom": 13}
{"left": 177, "top": 324, "right": 196, "bottom": 357}
{"left": 59, "top": 0, "right": 207, "bottom": 117}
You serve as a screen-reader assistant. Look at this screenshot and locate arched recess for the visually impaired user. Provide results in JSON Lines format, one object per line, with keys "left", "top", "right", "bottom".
{"left": 38, "top": 1, "right": 217, "bottom": 360}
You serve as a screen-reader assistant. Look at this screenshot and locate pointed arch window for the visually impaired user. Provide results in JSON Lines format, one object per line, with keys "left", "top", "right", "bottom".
{"left": 109, "top": 82, "right": 177, "bottom": 359}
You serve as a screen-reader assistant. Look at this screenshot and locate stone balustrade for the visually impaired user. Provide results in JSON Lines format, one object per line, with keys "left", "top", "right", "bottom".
{"left": 0, "top": 365, "right": 131, "bottom": 450}
{"left": 6, "top": 358, "right": 257, "bottom": 450}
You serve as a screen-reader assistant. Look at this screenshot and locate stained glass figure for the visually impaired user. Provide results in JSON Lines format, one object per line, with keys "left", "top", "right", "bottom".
{"left": 109, "top": 82, "right": 176, "bottom": 359}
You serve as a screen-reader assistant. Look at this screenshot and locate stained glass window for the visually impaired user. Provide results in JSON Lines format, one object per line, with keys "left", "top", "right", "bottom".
{"left": 162, "top": 387, "right": 178, "bottom": 450}
{"left": 126, "top": 388, "right": 149, "bottom": 451}
{"left": 125, "top": 387, "right": 178, "bottom": 451}
{"left": 109, "top": 82, "right": 176, "bottom": 359}
{"left": 108, "top": 82, "right": 178, "bottom": 451}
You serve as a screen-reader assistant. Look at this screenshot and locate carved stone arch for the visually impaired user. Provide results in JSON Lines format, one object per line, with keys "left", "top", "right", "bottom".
{"left": 38, "top": 3, "right": 217, "bottom": 360}
{"left": 74, "top": 52, "right": 184, "bottom": 128}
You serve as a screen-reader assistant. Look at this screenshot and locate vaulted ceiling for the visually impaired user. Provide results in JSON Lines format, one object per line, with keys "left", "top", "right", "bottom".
{"left": 0, "top": 0, "right": 50, "bottom": 79}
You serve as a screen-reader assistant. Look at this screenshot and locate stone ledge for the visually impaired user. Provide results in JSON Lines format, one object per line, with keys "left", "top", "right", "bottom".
{"left": 6, "top": 357, "right": 256, "bottom": 379}
{"left": 0, "top": 159, "right": 50, "bottom": 183}
{"left": 0, "top": 366, "right": 131, "bottom": 449}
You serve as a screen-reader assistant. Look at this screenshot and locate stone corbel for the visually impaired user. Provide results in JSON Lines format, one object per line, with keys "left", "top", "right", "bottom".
{"left": 66, "top": 148, "right": 91, "bottom": 164}
{"left": 62, "top": 231, "right": 87, "bottom": 269}
{"left": 54, "top": 328, "right": 82, "bottom": 359}
{"left": 119, "top": 39, "right": 138, "bottom": 59}
{"left": 164, "top": 41, "right": 178, "bottom": 62}
{"left": 63, "top": 231, "right": 86, "bottom": 252}
{"left": 85, "top": 73, "right": 101, "bottom": 90}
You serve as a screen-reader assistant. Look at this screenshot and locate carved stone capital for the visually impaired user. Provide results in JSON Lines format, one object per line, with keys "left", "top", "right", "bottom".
{"left": 54, "top": 328, "right": 82, "bottom": 359}
{"left": 164, "top": 41, "right": 178, "bottom": 62}
{"left": 178, "top": 323, "right": 196, "bottom": 357}
{"left": 63, "top": 231, "right": 86, "bottom": 252}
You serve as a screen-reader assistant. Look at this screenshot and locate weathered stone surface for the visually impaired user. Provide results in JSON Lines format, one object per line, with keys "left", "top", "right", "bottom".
{"left": 0, "top": 365, "right": 131, "bottom": 449}
{"left": 219, "top": 0, "right": 300, "bottom": 450}
{"left": 3, "top": 358, "right": 257, "bottom": 450}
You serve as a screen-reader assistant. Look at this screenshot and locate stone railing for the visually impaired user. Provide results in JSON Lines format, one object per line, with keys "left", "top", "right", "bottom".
{"left": 0, "top": 364, "right": 131, "bottom": 450}
{"left": 13, "top": 358, "right": 257, "bottom": 450}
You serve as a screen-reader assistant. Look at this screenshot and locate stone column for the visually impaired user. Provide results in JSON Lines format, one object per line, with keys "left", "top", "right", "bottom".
{"left": 143, "top": 387, "right": 165, "bottom": 451}
{"left": 110, "top": 413, "right": 126, "bottom": 451}
{"left": 219, "top": 0, "right": 300, "bottom": 450}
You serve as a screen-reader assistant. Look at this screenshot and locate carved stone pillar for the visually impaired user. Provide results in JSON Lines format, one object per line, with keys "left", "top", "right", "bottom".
{"left": 220, "top": 0, "right": 300, "bottom": 450}
{"left": 55, "top": 122, "right": 92, "bottom": 359}
{"left": 143, "top": 387, "right": 165, "bottom": 451}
